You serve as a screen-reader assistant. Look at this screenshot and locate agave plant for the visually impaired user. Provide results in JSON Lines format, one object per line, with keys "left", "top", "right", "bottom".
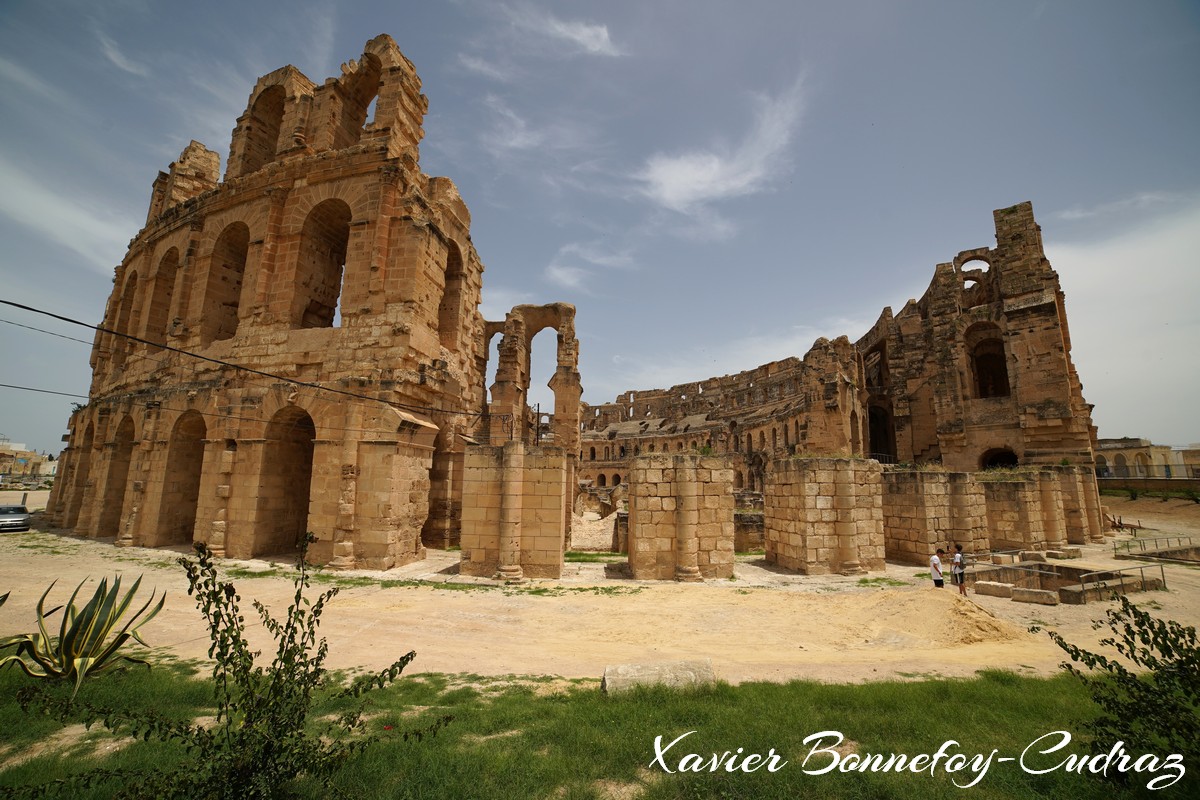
{"left": 0, "top": 575, "right": 164, "bottom": 697}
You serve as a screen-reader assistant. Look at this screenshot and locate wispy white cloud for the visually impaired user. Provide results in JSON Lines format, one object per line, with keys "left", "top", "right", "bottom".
{"left": 635, "top": 78, "right": 805, "bottom": 215}
{"left": 96, "top": 30, "right": 148, "bottom": 77}
{"left": 479, "top": 286, "right": 534, "bottom": 321}
{"left": 503, "top": 4, "right": 624, "bottom": 56}
{"left": 0, "top": 154, "right": 135, "bottom": 274}
{"left": 458, "top": 53, "right": 513, "bottom": 82}
{"left": 543, "top": 242, "right": 635, "bottom": 291}
{"left": 1055, "top": 191, "right": 1183, "bottom": 221}
{"left": 0, "top": 56, "right": 75, "bottom": 109}
{"left": 481, "top": 95, "right": 544, "bottom": 152}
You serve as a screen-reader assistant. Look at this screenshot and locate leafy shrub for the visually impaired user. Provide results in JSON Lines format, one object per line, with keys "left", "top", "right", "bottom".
{"left": 1, "top": 575, "right": 163, "bottom": 697}
{"left": 1038, "top": 596, "right": 1199, "bottom": 771}
{"left": 16, "top": 538, "right": 448, "bottom": 799}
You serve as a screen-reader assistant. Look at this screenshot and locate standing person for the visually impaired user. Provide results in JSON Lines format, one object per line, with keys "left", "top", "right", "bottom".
{"left": 952, "top": 543, "right": 967, "bottom": 596}
{"left": 930, "top": 548, "right": 945, "bottom": 588}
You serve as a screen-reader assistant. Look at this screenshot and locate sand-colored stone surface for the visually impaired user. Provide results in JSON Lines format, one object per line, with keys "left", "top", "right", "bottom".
{"left": 1, "top": 497, "right": 1197, "bottom": 685}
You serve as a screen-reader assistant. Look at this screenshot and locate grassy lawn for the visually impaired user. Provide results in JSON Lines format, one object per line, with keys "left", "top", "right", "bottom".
{"left": 1, "top": 662, "right": 1189, "bottom": 798}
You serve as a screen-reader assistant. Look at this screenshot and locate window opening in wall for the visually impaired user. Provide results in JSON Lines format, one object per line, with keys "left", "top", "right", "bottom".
{"left": 980, "top": 448, "right": 1018, "bottom": 469}
{"left": 597, "top": 474, "right": 607, "bottom": 487}
{"left": 589, "top": 446, "right": 596, "bottom": 461}
{"left": 439, "top": 241, "right": 466, "bottom": 350}
{"left": 613, "top": 473, "right": 621, "bottom": 485}
{"left": 145, "top": 248, "right": 180, "bottom": 346}
{"left": 295, "top": 199, "right": 352, "bottom": 329}
{"left": 98, "top": 416, "right": 136, "bottom": 536}
{"left": 972, "top": 340, "right": 1010, "bottom": 398}
{"left": 240, "top": 84, "right": 285, "bottom": 176}
{"left": 205, "top": 222, "right": 250, "bottom": 343}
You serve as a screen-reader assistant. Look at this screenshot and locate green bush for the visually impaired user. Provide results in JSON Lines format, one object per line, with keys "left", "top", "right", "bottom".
{"left": 1039, "top": 596, "right": 1199, "bottom": 777}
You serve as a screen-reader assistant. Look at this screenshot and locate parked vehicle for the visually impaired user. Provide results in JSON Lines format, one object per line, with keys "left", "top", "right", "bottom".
{"left": 0, "top": 505, "right": 31, "bottom": 532}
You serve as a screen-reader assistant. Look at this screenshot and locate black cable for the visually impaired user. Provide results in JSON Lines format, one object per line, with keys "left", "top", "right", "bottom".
{"left": 0, "top": 299, "right": 499, "bottom": 421}
{"left": 0, "top": 383, "right": 88, "bottom": 399}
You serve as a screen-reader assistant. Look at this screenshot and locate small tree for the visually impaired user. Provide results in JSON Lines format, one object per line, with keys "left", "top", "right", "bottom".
{"left": 1040, "top": 596, "right": 1199, "bottom": 767}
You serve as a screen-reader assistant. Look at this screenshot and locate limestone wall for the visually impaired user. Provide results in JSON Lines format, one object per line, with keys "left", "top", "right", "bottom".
{"left": 881, "top": 470, "right": 988, "bottom": 564}
{"left": 764, "top": 458, "right": 885, "bottom": 575}
{"left": 626, "top": 455, "right": 735, "bottom": 580}
{"left": 459, "top": 443, "right": 567, "bottom": 579}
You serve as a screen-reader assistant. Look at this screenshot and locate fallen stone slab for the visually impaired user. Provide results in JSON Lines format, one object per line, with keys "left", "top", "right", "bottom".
{"left": 601, "top": 659, "right": 716, "bottom": 694}
{"left": 1019, "top": 551, "right": 1048, "bottom": 562}
{"left": 1011, "top": 587, "right": 1059, "bottom": 606}
{"left": 973, "top": 580, "right": 1013, "bottom": 598}
{"left": 1046, "top": 548, "right": 1082, "bottom": 559}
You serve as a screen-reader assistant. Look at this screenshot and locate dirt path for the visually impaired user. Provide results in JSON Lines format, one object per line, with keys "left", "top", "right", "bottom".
{"left": 1, "top": 497, "right": 1197, "bottom": 684}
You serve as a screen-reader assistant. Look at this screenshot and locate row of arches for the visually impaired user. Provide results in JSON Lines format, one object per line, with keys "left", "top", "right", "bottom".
{"left": 106, "top": 197, "right": 468, "bottom": 357}
{"left": 62, "top": 406, "right": 322, "bottom": 557}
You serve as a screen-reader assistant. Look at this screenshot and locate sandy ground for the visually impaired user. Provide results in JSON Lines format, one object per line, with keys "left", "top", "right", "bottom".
{"left": 1, "top": 493, "right": 1197, "bottom": 685}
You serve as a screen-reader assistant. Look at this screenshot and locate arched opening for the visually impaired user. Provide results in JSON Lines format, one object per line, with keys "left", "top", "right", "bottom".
{"left": 112, "top": 272, "right": 139, "bottom": 366}
{"left": 771, "top": 429, "right": 777, "bottom": 450}
{"left": 980, "top": 448, "right": 1019, "bottom": 469}
{"left": 604, "top": 446, "right": 610, "bottom": 460}
{"left": 612, "top": 473, "right": 621, "bottom": 486}
{"left": 1133, "top": 453, "right": 1150, "bottom": 478}
{"left": 255, "top": 406, "right": 316, "bottom": 556}
{"left": 649, "top": 443, "right": 656, "bottom": 453}
{"left": 965, "top": 322, "right": 1010, "bottom": 399}
{"left": 597, "top": 474, "right": 607, "bottom": 488}
{"left": 295, "top": 199, "right": 352, "bottom": 329}
{"left": 439, "top": 241, "right": 466, "bottom": 350}
{"left": 733, "top": 471, "right": 744, "bottom": 490}
{"left": 203, "top": 222, "right": 250, "bottom": 343}
{"left": 589, "top": 446, "right": 596, "bottom": 461}
{"left": 333, "top": 55, "right": 382, "bottom": 149}
{"left": 65, "top": 422, "right": 94, "bottom": 529}
{"left": 1094, "top": 455, "right": 1109, "bottom": 477}
{"left": 97, "top": 416, "right": 136, "bottom": 537}
{"left": 525, "top": 327, "right": 557, "bottom": 443}
{"left": 240, "top": 84, "right": 285, "bottom": 175}
{"left": 158, "top": 411, "right": 206, "bottom": 546}
{"left": 867, "top": 403, "right": 897, "bottom": 462}
{"left": 145, "top": 248, "right": 180, "bottom": 346}
{"left": 1114, "top": 453, "right": 1129, "bottom": 478}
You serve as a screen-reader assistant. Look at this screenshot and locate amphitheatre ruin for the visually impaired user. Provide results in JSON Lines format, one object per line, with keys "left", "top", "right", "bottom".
{"left": 46, "top": 34, "right": 1114, "bottom": 591}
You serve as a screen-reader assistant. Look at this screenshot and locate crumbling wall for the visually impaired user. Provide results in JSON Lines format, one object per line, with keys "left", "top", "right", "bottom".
{"left": 764, "top": 458, "right": 885, "bottom": 575}
{"left": 459, "top": 442, "right": 567, "bottom": 579}
{"left": 626, "top": 454, "right": 735, "bottom": 580}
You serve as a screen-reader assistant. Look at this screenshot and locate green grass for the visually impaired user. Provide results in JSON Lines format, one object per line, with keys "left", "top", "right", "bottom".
{"left": 564, "top": 551, "right": 624, "bottom": 562}
{"left": 857, "top": 576, "right": 911, "bottom": 588}
{"left": 2, "top": 666, "right": 1181, "bottom": 799}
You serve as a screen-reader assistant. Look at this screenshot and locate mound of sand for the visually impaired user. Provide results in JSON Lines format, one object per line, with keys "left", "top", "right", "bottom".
{"left": 827, "top": 589, "right": 1026, "bottom": 649}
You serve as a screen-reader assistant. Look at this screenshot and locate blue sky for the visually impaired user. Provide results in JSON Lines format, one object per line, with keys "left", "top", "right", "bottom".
{"left": 1, "top": 0, "right": 1198, "bottom": 456}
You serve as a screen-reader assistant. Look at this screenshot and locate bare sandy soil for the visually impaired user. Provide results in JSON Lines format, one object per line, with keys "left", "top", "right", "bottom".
{"left": 1, "top": 495, "right": 1197, "bottom": 685}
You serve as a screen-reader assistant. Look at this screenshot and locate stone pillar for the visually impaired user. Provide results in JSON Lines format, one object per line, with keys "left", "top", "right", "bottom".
{"left": 1039, "top": 471, "right": 1066, "bottom": 550}
{"left": 674, "top": 459, "right": 703, "bottom": 582}
{"left": 835, "top": 460, "right": 864, "bottom": 575}
{"left": 1080, "top": 470, "right": 1104, "bottom": 543}
{"left": 497, "top": 440, "right": 524, "bottom": 581}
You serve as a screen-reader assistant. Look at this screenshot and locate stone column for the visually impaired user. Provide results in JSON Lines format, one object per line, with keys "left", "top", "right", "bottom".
{"left": 674, "top": 458, "right": 703, "bottom": 582}
{"left": 1081, "top": 470, "right": 1104, "bottom": 542}
{"left": 1039, "top": 471, "right": 1066, "bottom": 550}
{"left": 497, "top": 440, "right": 524, "bottom": 581}
{"left": 835, "top": 461, "right": 864, "bottom": 575}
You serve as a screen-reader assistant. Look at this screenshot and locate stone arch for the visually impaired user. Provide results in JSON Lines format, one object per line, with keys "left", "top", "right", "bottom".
{"left": 612, "top": 473, "right": 621, "bottom": 486}
{"left": 111, "top": 271, "right": 140, "bottom": 364}
{"left": 965, "top": 321, "right": 1010, "bottom": 399}
{"left": 597, "top": 474, "right": 607, "bottom": 488}
{"left": 254, "top": 405, "right": 316, "bottom": 556}
{"left": 97, "top": 415, "right": 137, "bottom": 537}
{"left": 1095, "top": 454, "right": 1109, "bottom": 477}
{"left": 1114, "top": 453, "right": 1129, "bottom": 478}
{"left": 1133, "top": 452, "right": 1150, "bottom": 478}
{"left": 144, "top": 247, "right": 180, "bottom": 346}
{"left": 293, "top": 198, "right": 352, "bottom": 328}
{"left": 438, "top": 240, "right": 466, "bottom": 350}
{"left": 156, "top": 410, "right": 206, "bottom": 546}
{"left": 589, "top": 446, "right": 596, "bottom": 461}
{"left": 201, "top": 222, "right": 251, "bottom": 343}
{"left": 733, "top": 471, "right": 744, "bottom": 490}
{"left": 981, "top": 447, "right": 1019, "bottom": 469}
{"left": 65, "top": 422, "right": 94, "bottom": 529}
{"left": 331, "top": 52, "right": 382, "bottom": 150}
{"left": 238, "top": 84, "right": 286, "bottom": 176}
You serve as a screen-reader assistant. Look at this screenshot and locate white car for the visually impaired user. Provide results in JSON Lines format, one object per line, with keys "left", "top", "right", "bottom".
{"left": 0, "top": 505, "right": 31, "bottom": 532}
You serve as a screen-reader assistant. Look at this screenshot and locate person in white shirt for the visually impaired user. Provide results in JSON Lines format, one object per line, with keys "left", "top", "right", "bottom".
{"left": 952, "top": 543, "right": 967, "bottom": 596}
{"left": 930, "top": 548, "right": 945, "bottom": 588}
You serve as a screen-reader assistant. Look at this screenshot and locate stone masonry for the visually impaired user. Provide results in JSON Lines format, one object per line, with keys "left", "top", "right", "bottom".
{"left": 46, "top": 36, "right": 581, "bottom": 570}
